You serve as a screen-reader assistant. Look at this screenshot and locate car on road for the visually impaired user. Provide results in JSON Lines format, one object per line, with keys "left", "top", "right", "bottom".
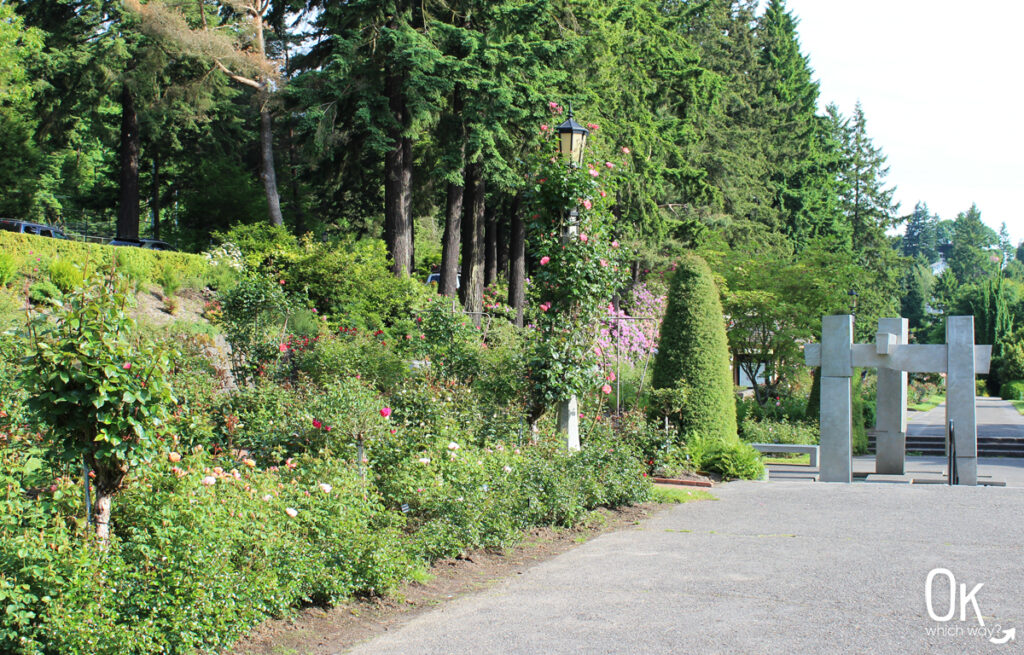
{"left": 426, "top": 272, "right": 460, "bottom": 289}
{"left": 107, "top": 237, "right": 176, "bottom": 251}
{"left": 0, "top": 219, "right": 67, "bottom": 239}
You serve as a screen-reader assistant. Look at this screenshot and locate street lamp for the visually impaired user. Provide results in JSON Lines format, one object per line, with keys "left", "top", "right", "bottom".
{"left": 556, "top": 108, "right": 589, "bottom": 167}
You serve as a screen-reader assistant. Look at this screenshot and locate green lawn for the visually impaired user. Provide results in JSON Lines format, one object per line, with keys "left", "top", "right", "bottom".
{"left": 763, "top": 453, "right": 811, "bottom": 466}
{"left": 909, "top": 394, "right": 945, "bottom": 412}
{"left": 651, "top": 485, "right": 716, "bottom": 504}
{"left": 1010, "top": 400, "right": 1024, "bottom": 416}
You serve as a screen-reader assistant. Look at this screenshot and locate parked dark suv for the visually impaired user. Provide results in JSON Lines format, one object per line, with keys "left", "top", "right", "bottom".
{"left": 107, "top": 237, "right": 176, "bottom": 251}
{"left": 0, "top": 219, "right": 67, "bottom": 239}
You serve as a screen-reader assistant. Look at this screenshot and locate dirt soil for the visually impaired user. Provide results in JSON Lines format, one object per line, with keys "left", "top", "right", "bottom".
{"left": 229, "top": 503, "right": 666, "bottom": 655}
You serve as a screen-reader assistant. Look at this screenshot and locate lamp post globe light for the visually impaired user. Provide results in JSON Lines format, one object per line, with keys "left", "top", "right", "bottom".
{"left": 556, "top": 108, "right": 589, "bottom": 167}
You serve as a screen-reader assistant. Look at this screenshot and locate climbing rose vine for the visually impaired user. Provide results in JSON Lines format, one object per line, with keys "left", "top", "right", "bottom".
{"left": 523, "top": 114, "right": 631, "bottom": 423}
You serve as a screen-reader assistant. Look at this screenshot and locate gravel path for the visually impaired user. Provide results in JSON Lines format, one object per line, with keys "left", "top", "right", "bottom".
{"left": 344, "top": 482, "right": 1024, "bottom": 654}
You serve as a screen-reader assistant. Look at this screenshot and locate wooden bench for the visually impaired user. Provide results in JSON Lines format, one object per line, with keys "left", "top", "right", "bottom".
{"left": 749, "top": 443, "right": 819, "bottom": 468}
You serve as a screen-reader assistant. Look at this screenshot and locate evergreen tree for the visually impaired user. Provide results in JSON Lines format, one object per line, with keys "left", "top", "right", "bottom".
{"left": 652, "top": 251, "right": 737, "bottom": 443}
{"left": 901, "top": 202, "right": 938, "bottom": 263}
{"left": 949, "top": 203, "right": 998, "bottom": 284}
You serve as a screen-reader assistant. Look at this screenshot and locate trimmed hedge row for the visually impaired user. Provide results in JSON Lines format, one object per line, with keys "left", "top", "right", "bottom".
{"left": 0, "top": 231, "right": 211, "bottom": 286}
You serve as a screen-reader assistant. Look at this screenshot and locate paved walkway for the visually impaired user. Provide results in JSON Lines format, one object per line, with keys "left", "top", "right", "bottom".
{"left": 908, "top": 396, "right": 1024, "bottom": 439}
{"left": 345, "top": 482, "right": 1024, "bottom": 654}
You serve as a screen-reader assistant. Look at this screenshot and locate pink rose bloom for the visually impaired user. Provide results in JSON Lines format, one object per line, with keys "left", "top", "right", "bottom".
{"left": 540, "top": 124, "right": 548, "bottom": 131}
{"left": 605, "top": 161, "right": 614, "bottom": 169}
{"left": 621, "top": 147, "right": 630, "bottom": 154}
{"left": 540, "top": 256, "right": 550, "bottom": 265}
{"left": 168, "top": 452, "right": 181, "bottom": 463}
{"left": 611, "top": 240, "right": 620, "bottom": 249}
{"left": 607, "top": 371, "right": 616, "bottom": 382}
{"left": 601, "top": 384, "right": 612, "bottom": 395}
{"left": 279, "top": 279, "right": 285, "bottom": 285}
{"left": 600, "top": 259, "right": 608, "bottom": 267}
{"left": 539, "top": 302, "right": 551, "bottom": 312}
{"left": 588, "top": 169, "right": 599, "bottom": 178}
{"left": 122, "top": 362, "right": 132, "bottom": 370}
{"left": 285, "top": 507, "right": 298, "bottom": 518}
{"left": 582, "top": 199, "right": 592, "bottom": 210}
{"left": 312, "top": 419, "right": 322, "bottom": 429}
{"left": 380, "top": 407, "right": 392, "bottom": 418}
{"left": 201, "top": 476, "right": 216, "bottom": 486}
{"left": 319, "top": 483, "right": 333, "bottom": 493}
{"left": 279, "top": 343, "right": 289, "bottom": 353}
{"left": 579, "top": 234, "right": 589, "bottom": 243}
{"left": 600, "top": 190, "right": 607, "bottom": 198}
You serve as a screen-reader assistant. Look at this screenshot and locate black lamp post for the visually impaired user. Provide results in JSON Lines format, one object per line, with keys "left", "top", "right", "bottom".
{"left": 556, "top": 108, "right": 589, "bottom": 168}
{"left": 555, "top": 106, "right": 589, "bottom": 239}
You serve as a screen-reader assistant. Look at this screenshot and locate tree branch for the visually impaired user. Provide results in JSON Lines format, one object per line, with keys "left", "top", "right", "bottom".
{"left": 215, "top": 60, "right": 261, "bottom": 88}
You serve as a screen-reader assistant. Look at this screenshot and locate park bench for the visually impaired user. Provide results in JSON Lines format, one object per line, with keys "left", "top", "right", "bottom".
{"left": 749, "top": 443, "right": 819, "bottom": 468}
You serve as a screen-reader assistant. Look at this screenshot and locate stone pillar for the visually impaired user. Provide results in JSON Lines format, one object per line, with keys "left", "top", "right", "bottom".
{"left": 875, "top": 318, "right": 909, "bottom": 474}
{"left": 820, "top": 315, "right": 853, "bottom": 482}
{"left": 946, "top": 316, "right": 978, "bottom": 486}
{"left": 558, "top": 395, "right": 580, "bottom": 451}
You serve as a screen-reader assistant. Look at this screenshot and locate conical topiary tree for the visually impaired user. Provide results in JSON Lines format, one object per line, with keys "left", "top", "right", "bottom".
{"left": 652, "top": 252, "right": 737, "bottom": 443}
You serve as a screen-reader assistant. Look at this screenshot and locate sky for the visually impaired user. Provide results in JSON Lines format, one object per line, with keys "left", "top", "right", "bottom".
{"left": 782, "top": 0, "right": 1024, "bottom": 244}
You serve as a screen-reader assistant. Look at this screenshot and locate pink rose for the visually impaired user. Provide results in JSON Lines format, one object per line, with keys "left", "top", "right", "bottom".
{"left": 380, "top": 407, "right": 392, "bottom": 418}
{"left": 122, "top": 362, "right": 132, "bottom": 370}
{"left": 540, "top": 256, "right": 550, "bottom": 265}
{"left": 611, "top": 240, "right": 620, "bottom": 249}
{"left": 605, "top": 161, "right": 614, "bottom": 169}
{"left": 582, "top": 199, "right": 592, "bottom": 210}
{"left": 588, "top": 169, "right": 599, "bottom": 178}
{"left": 579, "top": 234, "right": 589, "bottom": 243}
{"left": 285, "top": 507, "right": 298, "bottom": 518}
{"left": 201, "top": 476, "right": 216, "bottom": 486}
{"left": 601, "top": 384, "right": 612, "bottom": 395}
{"left": 540, "top": 124, "right": 548, "bottom": 131}
{"left": 168, "top": 452, "right": 181, "bottom": 463}
{"left": 621, "top": 147, "right": 630, "bottom": 154}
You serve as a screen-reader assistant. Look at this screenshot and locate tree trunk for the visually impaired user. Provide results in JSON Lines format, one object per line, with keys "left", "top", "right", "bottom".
{"left": 384, "top": 63, "right": 413, "bottom": 276}
{"left": 484, "top": 207, "right": 497, "bottom": 288}
{"left": 403, "top": 136, "right": 414, "bottom": 272}
{"left": 461, "top": 159, "right": 485, "bottom": 317}
{"left": 287, "top": 122, "right": 307, "bottom": 235}
{"left": 260, "top": 104, "right": 284, "bottom": 227}
{"left": 440, "top": 92, "right": 465, "bottom": 297}
{"left": 151, "top": 151, "right": 161, "bottom": 240}
{"left": 94, "top": 489, "right": 112, "bottom": 545}
{"left": 508, "top": 192, "right": 526, "bottom": 326}
{"left": 441, "top": 180, "right": 464, "bottom": 297}
{"left": 497, "top": 207, "right": 509, "bottom": 281}
{"left": 117, "top": 84, "right": 140, "bottom": 241}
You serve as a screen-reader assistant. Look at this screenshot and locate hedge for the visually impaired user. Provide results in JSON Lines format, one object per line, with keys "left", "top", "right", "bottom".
{"left": 0, "top": 231, "right": 211, "bottom": 286}
{"left": 651, "top": 251, "right": 738, "bottom": 443}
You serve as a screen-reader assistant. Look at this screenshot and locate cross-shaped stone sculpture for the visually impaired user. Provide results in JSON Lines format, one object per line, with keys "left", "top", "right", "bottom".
{"left": 804, "top": 315, "right": 991, "bottom": 486}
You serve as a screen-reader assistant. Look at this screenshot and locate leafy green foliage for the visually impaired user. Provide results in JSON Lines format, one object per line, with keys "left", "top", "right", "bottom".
{"left": 0, "top": 252, "right": 20, "bottom": 286}
{"left": 523, "top": 148, "right": 627, "bottom": 418}
{"left": 218, "top": 274, "right": 292, "bottom": 385}
{"left": 21, "top": 272, "right": 176, "bottom": 536}
{"left": 999, "top": 380, "right": 1024, "bottom": 401}
{"left": 687, "top": 435, "right": 765, "bottom": 481}
{"left": 652, "top": 252, "right": 737, "bottom": 442}
{"left": 47, "top": 259, "right": 83, "bottom": 294}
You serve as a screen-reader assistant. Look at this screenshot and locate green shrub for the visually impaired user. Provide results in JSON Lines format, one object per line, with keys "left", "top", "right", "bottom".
{"left": 651, "top": 252, "right": 737, "bottom": 443}
{"left": 294, "top": 329, "right": 408, "bottom": 391}
{"left": 156, "top": 262, "right": 181, "bottom": 297}
{"left": 1000, "top": 380, "right": 1024, "bottom": 401}
{"left": 688, "top": 435, "right": 765, "bottom": 480}
{"left": 213, "top": 223, "right": 299, "bottom": 269}
{"left": 28, "top": 279, "right": 63, "bottom": 305}
{"left": 283, "top": 239, "right": 427, "bottom": 329}
{"left": 739, "top": 417, "right": 819, "bottom": 445}
{"left": 218, "top": 274, "right": 292, "bottom": 385}
{"left": 48, "top": 259, "right": 84, "bottom": 293}
{"left": 0, "top": 252, "right": 19, "bottom": 286}
{"left": 0, "top": 231, "right": 210, "bottom": 292}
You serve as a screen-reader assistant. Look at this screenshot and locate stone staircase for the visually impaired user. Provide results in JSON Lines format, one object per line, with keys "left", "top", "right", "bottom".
{"left": 867, "top": 431, "right": 1024, "bottom": 458}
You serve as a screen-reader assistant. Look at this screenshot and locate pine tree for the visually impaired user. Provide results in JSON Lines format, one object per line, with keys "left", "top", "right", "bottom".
{"left": 902, "top": 202, "right": 938, "bottom": 263}
{"left": 949, "top": 203, "right": 998, "bottom": 283}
